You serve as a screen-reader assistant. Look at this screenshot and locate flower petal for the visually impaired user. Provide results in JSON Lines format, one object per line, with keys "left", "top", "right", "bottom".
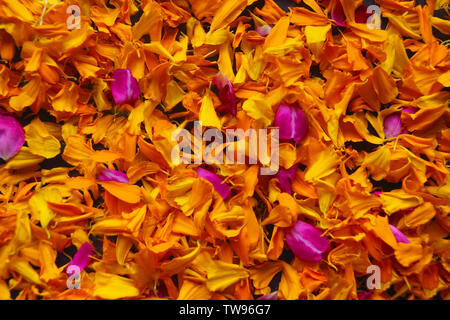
{"left": 276, "top": 166, "right": 297, "bottom": 194}
{"left": 286, "top": 221, "right": 329, "bottom": 262}
{"left": 111, "top": 69, "right": 140, "bottom": 104}
{"left": 67, "top": 242, "right": 94, "bottom": 272}
{"left": 196, "top": 167, "right": 230, "bottom": 200}
{"left": 255, "top": 25, "right": 272, "bottom": 37}
{"left": 331, "top": 1, "right": 346, "bottom": 27}
{"left": 274, "top": 104, "right": 308, "bottom": 142}
{"left": 97, "top": 168, "right": 129, "bottom": 183}
{"left": 383, "top": 113, "right": 404, "bottom": 138}
{"left": 0, "top": 112, "right": 25, "bottom": 161}
{"left": 213, "top": 72, "right": 237, "bottom": 116}
{"left": 389, "top": 224, "right": 410, "bottom": 244}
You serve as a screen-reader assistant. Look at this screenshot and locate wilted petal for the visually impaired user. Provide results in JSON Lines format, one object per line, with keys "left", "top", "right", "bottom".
{"left": 67, "top": 242, "right": 94, "bottom": 272}
{"left": 212, "top": 72, "right": 237, "bottom": 116}
{"left": 257, "top": 291, "right": 278, "bottom": 300}
{"left": 111, "top": 69, "right": 140, "bottom": 104}
{"left": 97, "top": 168, "right": 129, "bottom": 183}
{"left": 274, "top": 104, "right": 308, "bottom": 142}
{"left": 389, "top": 224, "right": 410, "bottom": 244}
{"left": 196, "top": 167, "right": 230, "bottom": 200}
{"left": 286, "top": 221, "right": 329, "bottom": 262}
{"left": 0, "top": 112, "right": 25, "bottom": 161}
{"left": 277, "top": 166, "right": 297, "bottom": 194}
{"left": 255, "top": 25, "right": 272, "bottom": 36}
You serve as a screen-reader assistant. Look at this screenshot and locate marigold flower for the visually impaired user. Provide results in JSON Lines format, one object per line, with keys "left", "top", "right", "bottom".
{"left": 0, "top": 111, "right": 25, "bottom": 161}
{"left": 110, "top": 69, "right": 140, "bottom": 104}
{"left": 274, "top": 104, "right": 308, "bottom": 143}
{"left": 67, "top": 242, "right": 94, "bottom": 272}
{"left": 196, "top": 167, "right": 230, "bottom": 200}
{"left": 97, "top": 168, "right": 129, "bottom": 183}
{"left": 212, "top": 72, "right": 237, "bottom": 116}
{"left": 286, "top": 221, "right": 329, "bottom": 262}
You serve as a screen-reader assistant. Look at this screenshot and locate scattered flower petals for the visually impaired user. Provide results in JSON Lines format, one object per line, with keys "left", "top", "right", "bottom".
{"left": 286, "top": 221, "right": 329, "bottom": 262}
{"left": 196, "top": 167, "right": 230, "bottom": 200}
{"left": 97, "top": 168, "right": 129, "bottom": 183}
{"left": 110, "top": 69, "right": 140, "bottom": 104}
{"left": 274, "top": 104, "right": 308, "bottom": 143}
{"left": 0, "top": 111, "right": 25, "bottom": 161}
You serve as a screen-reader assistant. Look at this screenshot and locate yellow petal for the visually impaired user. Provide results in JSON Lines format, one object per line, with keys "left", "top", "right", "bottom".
{"left": 94, "top": 272, "right": 140, "bottom": 299}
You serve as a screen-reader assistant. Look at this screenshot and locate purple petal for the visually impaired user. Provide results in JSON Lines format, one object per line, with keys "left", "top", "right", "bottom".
{"left": 97, "top": 168, "right": 129, "bottom": 183}
{"left": 111, "top": 69, "right": 140, "bottom": 104}
{"left": 358, "top": 291, "right": 373, "bottom": 300}
{"left": 274, "top": 104, "right": 308, "bottom": 142}
{"left": 213, "top": 72, "right": 237, "bottom": 116}
{"left": 331, "top": 1, "right": 346, "bottom": 27}
{"left": 67, "top": 242, "right": 94, "bottom": 272}
{"left": 255, "top": 25, "right": 272, "bottom": 37}
{"left": 196, "top": 167, "right": 230, "bottom": 200}
{"left": 0, "top": 113, "right": 25, "bottom": 161}
{"left": 389, "top": 224, "right": 410, "bottom": 244}
{"left": 257, "top": 291, "right": 278, "bottom": 300}
{"left": 383, "top": 113, "right": 404, "bottom": 138}
{"left": 286, "top": 221, "right": 329, "bottom": 262}
{"left": 402, "top": 107, "right": 417, "bottom": 114}
{"left": 277, "top": 166, "right": 297, "bottom": 194}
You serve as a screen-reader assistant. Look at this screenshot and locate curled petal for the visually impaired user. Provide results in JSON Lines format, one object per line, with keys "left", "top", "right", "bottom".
{"left": 196, "top": 167, "right": 230, "bottom": 200}
{"left": 67, "top": 242, "right": 94, "bottom": 272}
{"left": 255, "top": 25, "right": 272, "bottom": 36}
{"left": 274, "top": 104, "right": 308, "bottom": 142}
{"left": 277, "top": 166, "right": 297, "bottom": 194}
{"left": 97, "top": 168, "right": 129, "bottom": 183}
{"left": 0, "top": 112, "right": 25, "bottom": 161}
{"left": 389, "top": 224, "right": 410, "bottom": 244}
{"left": 212, "top": 72, "right": 237, "bottom": 116}
{"left": 286, "top": 221, "right": 329, "bottom": 262}
{"left": 111, "top": 69, "right": 140, "bottom": 104}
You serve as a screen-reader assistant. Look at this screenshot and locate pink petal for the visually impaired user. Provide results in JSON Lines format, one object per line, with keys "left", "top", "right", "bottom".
{"left": 277, "top": 166, "right": 297, "bottom": 194}
{"left": 257, "top": 291, "right": 278, "bottom": 300}
{"left": 358, "top": 291, "right": 373, "bottom": 300}
{"left": 213, "top": 72, "right": 237, "bottom": 116}
{"left": 402, "top": 107, "right": 417, "bottom": 114}
{"left": 111, "top": 69, "right": 140, "bottom": 104}
{"left": 383, "top": 113, "right": 404, "bottom": 138}
{"left": 67, "top": 242, "right": 94, "bottom": 272}
{"left": 389, "top": 224, "right": 410, "bottom": 244}
{"left": 286, "top": 221, "right": 329, "bottom": 262}
{"left": 97, "top": 168, "right": 129, "bottom": 183}
{"left": 274, "top": 104, "right": 308, "bottom": 142}
{"left": 374, "top": 191, "right": 382, "bottom": 197}
{"left": 331, "top": 1, "right": 346, "bottom": 27}
{"left": 0, "top": 113, "right": 25, "bottom": 161}
{"left": 255, "top": 25, "right": 272, "bottom": 37}
{"left": 196, "top": 167, "right": 230, "bottom": 200}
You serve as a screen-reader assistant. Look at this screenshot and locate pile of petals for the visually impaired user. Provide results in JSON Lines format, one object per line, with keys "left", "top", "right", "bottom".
{"left": 0, "top": 0, "right": 449, "bottom": 300}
